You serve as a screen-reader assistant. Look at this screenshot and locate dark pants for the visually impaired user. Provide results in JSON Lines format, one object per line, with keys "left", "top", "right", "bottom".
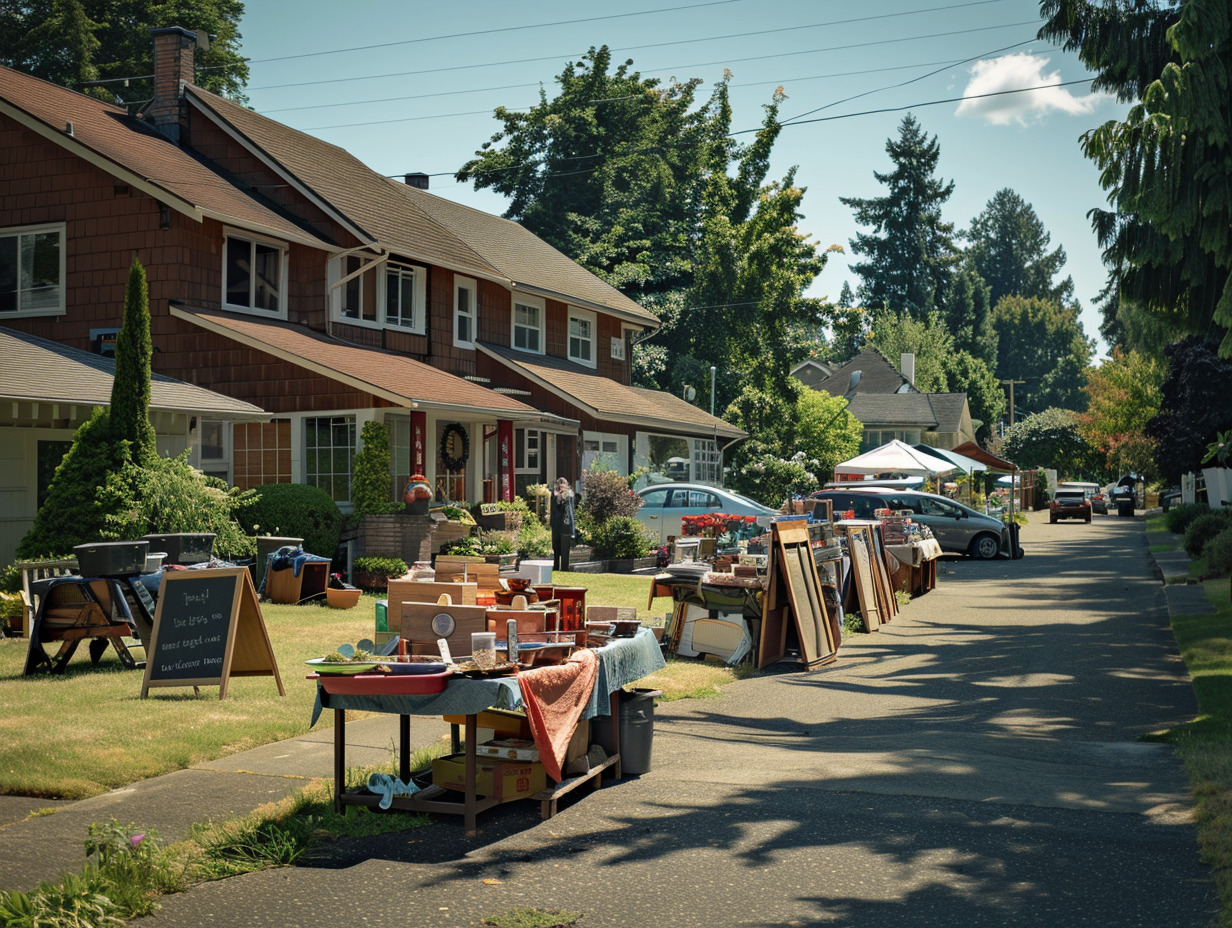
{"left": 552, "top": 531, "right": 571, "bottom": 571}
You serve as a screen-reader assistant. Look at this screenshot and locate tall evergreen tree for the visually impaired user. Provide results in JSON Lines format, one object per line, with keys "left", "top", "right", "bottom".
{"left": 942, "top": 264, "right": 998, "bottom": 366}
{"left": 111, "top": 255, "right": 156, "bottom": 465}
{"left": 1039, "top": 0, "right": 1232, "bottom": 352}
{"left": 840, "top": 114, "right": 960, "bottom": 319}
{"left": 992, "top": 295, "right": 1095, "bottom": 415}
{"left": 965, "top": 188, "right": 1076, "bottom": 309}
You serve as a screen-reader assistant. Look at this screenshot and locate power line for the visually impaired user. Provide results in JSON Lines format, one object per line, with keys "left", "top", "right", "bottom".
{"left": 299, "top": 22, "right": 1041, "bottom": 131}
{"left": 250, "top": 0, "right": 1016, "bottom": 92}
{"left": 247, "top": 0, "right": 751, "bottom": 65}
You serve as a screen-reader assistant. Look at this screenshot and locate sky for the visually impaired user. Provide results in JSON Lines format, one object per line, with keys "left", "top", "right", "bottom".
{"left": 235, "top": 0, "right": 1122, "bottom": 356}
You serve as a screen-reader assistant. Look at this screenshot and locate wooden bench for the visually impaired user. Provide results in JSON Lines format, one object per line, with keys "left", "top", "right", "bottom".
{"left": 16, "top": 558, "right": 78, "bottom": 638}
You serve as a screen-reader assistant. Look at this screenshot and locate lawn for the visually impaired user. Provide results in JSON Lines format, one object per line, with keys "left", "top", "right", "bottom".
{"left": 0, "top": 570, "right": 715, "bottom": 800}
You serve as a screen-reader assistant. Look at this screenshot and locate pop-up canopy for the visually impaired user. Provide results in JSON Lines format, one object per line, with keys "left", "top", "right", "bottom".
{"left": 835, "top": 439, "right": 957, "bottom": 477}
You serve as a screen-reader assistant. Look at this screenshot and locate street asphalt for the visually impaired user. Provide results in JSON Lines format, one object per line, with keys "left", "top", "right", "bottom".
{"left": 0, "top": 509, "right": 1219, "bottom": 926}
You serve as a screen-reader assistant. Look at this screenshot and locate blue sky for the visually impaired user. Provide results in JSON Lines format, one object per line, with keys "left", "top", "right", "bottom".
{"left": 236, "top": 0, "right": 1120, "bottom": 355}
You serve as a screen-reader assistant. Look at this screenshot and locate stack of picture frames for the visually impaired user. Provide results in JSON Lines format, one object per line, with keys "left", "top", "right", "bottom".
{"left": 842, "top": 521, "right": 899, "bottom": 632}
{"left": 759, "top": 520, "right": 841, "bottom": 669}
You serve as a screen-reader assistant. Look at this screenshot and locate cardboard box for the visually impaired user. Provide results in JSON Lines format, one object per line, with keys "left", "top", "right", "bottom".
{"left": 478, "top": 738, "right": 540, "bottom": 762}
{"left": 442, "top": 708, "right": 532, "bottom": 739}
{"left": 432, "top": 753, "right": 546, "bottom": 801}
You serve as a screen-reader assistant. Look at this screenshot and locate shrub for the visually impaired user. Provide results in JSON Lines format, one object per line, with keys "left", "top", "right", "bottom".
{"left": 353, "top": 556, "right": 407, "bottom": 578}
{"left": 351, "top": 422, "right": 401, "bottom": 516}
{"left": 579, "top": 469, "right": 641, "bottom": 524}
{"left": 1203, "top": 527, "right": 1232, "bottom": 577}
{"left": 238, "top": 483, "right": 344, "bottom": 559}
{"left": 1183, "top": 510, "right": 1232, "bottom": 559}
{"left": 1165, "top": 502, "right": 1211, "bottom": 535}
{"left": 589, "top": 516, "right": 657, "bottom": 560}
{"left": 517, "top": 517, "right": 552, "bottom": 559}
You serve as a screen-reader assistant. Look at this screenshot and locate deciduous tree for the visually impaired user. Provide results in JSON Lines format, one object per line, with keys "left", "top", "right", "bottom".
{"left": 1078, "top": 348, "right": 1163, "bottom": 478}
{"left": 992, "top": 295, "right": 1094, "bottom": 414}
{"left": 1145, "top": 336, "right": 1232, "bottom": 483}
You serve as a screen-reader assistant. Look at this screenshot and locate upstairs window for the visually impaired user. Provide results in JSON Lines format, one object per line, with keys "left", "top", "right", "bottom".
{"left": 1, "top": 224, "right": 64, "bottom": 316}
{"left": 454, "top": 276, "right": 476, "bottom": 348}
{"left": 385, "top": 263, "right": 425, "bottom": 333}
{"left": 512, "top": 297, "right": 543, "bottom": 353}
{"left": 224, "top": 233, "right": 284, "bottom": 314}
{"left": 568, "top": 307, "right": 595, "bottom": 367}
{"left": 339, "top": 255, "right": 378, "bottom": 323}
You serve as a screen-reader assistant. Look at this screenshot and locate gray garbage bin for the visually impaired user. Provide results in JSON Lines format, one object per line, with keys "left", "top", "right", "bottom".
{"left": 617, "top": 688, "right": 662, "bottom": 776}
{"left": 1115, "top": 493, "right": 1135, "bottom": 517}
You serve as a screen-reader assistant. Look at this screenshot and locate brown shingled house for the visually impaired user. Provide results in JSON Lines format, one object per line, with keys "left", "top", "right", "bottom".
{"left": 0, "top": 26, "right": 743, "bottom": 545}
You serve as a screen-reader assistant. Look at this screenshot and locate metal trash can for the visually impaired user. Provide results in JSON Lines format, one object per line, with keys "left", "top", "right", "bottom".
{"left": 1008, "top": 522, "right": 1024, "bottom": 559}
{"left": 617, "top": 688, "right": 662, "bottom": 776}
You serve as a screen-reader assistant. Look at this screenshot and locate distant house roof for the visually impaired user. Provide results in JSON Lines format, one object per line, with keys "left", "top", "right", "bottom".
{"left": 185, "top": 87, "right": 659, "bottom": 329}
{"left": 927, "top": 393, "right": 969, "bottom": 435}
{"left": 813, "top": 347, "right": 914, "bottom": 397}
{"left": 0, "top": 66, "right": 334, "bottom": 249}
{"left": 790, "top": 358, "right": 836, "bottom": 390}
{"left": 847, "top": 393, "right": 939, "bottom": 428}
{"left": 172, "top": 306, "right": 551, "bottom": 420}
{"left": 477, "top": 343, "right": 746, "bottom": 440}
{"left": 0, "top": 326, "right": 266, "bottom": 418}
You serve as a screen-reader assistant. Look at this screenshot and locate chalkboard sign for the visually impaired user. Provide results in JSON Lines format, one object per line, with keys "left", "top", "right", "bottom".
{"left": 141, "top": 568, "right": 284, "bottom": 700}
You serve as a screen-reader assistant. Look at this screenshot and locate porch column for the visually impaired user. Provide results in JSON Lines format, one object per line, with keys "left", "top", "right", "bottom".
{"left": 498, "top": 419, "right": 513, "bottom": 502}
{"left": 411, "top": 410, "right": 427, "bottom": 476}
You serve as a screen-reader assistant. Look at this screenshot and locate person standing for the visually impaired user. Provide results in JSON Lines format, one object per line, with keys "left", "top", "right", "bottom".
{"left": 550, "top": 477, "right": 575, "bottom": 572}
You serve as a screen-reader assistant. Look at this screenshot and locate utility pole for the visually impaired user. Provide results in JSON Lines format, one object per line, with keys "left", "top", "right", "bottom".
{"left": 1000, "top": 379, "right": 1025, "bottom": 431}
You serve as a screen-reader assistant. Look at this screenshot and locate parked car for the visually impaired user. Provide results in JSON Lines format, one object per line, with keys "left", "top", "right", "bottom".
{"left": 1050, "top": 488, "right": 1092, "bottom": 523}
{"left": 811, "top": 487, "right": 1011, "bottom": 559}
{"left": 1160, "top": 486, "right": 1182, "bottom": 512}
{"left": 1058, "top": 481, "right": 1106, "bottom": 515}
{"left": 634, "top": 483, "right": 779, "bottom": 544}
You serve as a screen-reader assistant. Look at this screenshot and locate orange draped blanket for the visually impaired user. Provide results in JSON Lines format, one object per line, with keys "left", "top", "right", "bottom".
{"left": 517, "top": 649, "right": 599, "bottom": 782}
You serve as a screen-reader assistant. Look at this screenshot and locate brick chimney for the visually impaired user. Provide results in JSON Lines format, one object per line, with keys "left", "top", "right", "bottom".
{"left": 147, "top": 26, "right": 198, "bottom": 142}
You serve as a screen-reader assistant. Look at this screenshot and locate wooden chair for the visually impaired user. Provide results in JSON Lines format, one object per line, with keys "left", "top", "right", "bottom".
{"left": 16, "top": 558, "right": 77, "bottom": 638}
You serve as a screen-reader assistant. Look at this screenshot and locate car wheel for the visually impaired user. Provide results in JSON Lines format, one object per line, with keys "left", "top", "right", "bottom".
{"left": 970, "top": 533, "right": 1001, "bottom": 559}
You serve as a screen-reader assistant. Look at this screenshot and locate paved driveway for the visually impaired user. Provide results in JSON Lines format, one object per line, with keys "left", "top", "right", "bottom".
{"left": 143, "top": 510, "right": 1216, "bottom": 927}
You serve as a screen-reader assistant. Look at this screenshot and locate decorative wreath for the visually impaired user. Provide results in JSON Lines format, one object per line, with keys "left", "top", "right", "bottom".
{"left": 440, "top": 423, "right": 469, "bottom": 473}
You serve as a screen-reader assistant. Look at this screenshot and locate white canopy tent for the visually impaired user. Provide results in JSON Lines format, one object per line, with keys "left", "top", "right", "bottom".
{"left": 914, "top": 444, "right": 987, "bottom": 475}
{"left": 834, "top": 439, "right": 958, "bottom": 477}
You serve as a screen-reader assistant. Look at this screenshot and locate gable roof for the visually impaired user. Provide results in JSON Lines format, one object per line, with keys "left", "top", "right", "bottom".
{"left": 172, "top": 306, "right": 542, "bottom": 419}
{"left": 477, "top": 343, "right": 746, "bottom": 440}
{"left": 0, "top": 66, "right": 333, "bottom": 249}
{"left": 927, "top": 393, "right": 970, "bottom": 435}
{"left": 813, "top": 347, "right": 915, "bottom": 397}
{"left": 0, "top": 326, "right": 265, "bottom": 418}
{"left": 184, "top": 87, "right": 659, "bottom": 328}
{"left": 847, "top": 393, "right": 939, "bottom": 428}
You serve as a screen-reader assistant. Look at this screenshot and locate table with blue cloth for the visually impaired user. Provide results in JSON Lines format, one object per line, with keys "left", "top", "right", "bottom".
{"left": 315, "top": 628, "right": 665, "bottom": 833}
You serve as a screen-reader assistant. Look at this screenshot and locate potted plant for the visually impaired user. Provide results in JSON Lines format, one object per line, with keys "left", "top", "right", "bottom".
{"left": 352, "top": 555, "right": 407, "bottom": 591}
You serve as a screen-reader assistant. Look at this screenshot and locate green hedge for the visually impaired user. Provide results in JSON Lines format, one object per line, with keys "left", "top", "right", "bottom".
{"left": 1183, "top": 510, "right": 1232, "bottom": 559}
{"left": 238, "top": 483, "right": 343, "bottom": 559}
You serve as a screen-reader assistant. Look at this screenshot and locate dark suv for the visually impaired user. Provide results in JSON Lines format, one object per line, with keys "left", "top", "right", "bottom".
{"left": 1049, "top": 489, "right": 1092, "bottom": 523}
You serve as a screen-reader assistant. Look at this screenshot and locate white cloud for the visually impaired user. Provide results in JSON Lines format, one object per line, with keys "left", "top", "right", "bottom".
{"left": 955, "top": 53, "right": 1107, "bottom": 126}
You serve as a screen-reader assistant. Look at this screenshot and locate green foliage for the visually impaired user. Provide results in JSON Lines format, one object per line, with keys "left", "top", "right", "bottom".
{"left": 1034, "top": 468, "right": 1050, "bottom": 511}
{"left": 942, "top": 264, "right": 998, "bottom": 365}
{"left": 1146, "top": 337, "right": 1232, "bottom": 483}
{"left": 843, "top": 611, "right": 865, "bottom": 635}
{"left": 517, "top": 517, "right": 552, "bottom": 559}
{"left": 439, "top": 535, "right": 484, "bottom": 557}
{"left": 793, "top": 387, "right": 864, "bottom": 478}
{"left": 1002, "top": 408, "right": 1097, "bottom": 475}
{"left": 1, "top": 563, "right": 21, "bottom": 594}
{"left": 237, "top": 483, "right": 343, "bottom": 559}
{"left": 840, "top": 114, "right": 960, "bottom": 319}
{"left": 588, "top": 515, "right": 657, "bottom": 560}
{"left": 965, "top": 188, "right": 1076, "bottom": 310}
{"left": 351, "top": 421, "right": 401, "bottom": 516}
{"left": 579, "top": 469, "right": 641, "bottom": 525}
{"left": 1202, "top": 528, "right": 1232, "bottom": 578}
{"left": 1040, "top": 0, "right": 1232, "bottom": 351}
{"left": 0, "top": 1, "right": 251, "bottom": 101}
{"left": 1166, "top": 502, "right": 1213, "bottom": 535}
{"left": 111, "top": 256, "right": 156, "bottom": 465}
{"left": 728, "top": 446, "right": 820, "bottom": 506}
{"left": 1079, "top": 347, "right": 1164, "bottom": 480}
{"left": 100, "top": 452, "right": 256, "bottom": 557}
{"left": 17, "top": 407, "right": 128, "bottom": 558}
{"left": 992, "top": 295, "right": 1094, "bottom": 415}
{"left": 352, "top": 556, "right": 407, "bottom": 578}
{"left": 1183, "top": 510, "right": 1232, "bottom": 559}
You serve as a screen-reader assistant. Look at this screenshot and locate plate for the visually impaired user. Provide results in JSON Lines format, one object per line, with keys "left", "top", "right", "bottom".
{"left": 370, "top": 659, "right": 448, "bottom": 675}
{"left": 305, "top": 657, "right": 380, "bottom": 675}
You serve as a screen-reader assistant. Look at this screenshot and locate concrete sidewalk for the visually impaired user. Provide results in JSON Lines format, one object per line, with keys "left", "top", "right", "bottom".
{"left": 0, "top": 510, "right": 1219, "bottom": 927}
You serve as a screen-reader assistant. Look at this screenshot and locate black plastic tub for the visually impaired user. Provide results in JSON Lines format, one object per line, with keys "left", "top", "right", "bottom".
{"left": 141, "top": 533, "right": 216, "bottom": 565}
{"left": 74, "top": 540, "right": 149, "bottom": 577}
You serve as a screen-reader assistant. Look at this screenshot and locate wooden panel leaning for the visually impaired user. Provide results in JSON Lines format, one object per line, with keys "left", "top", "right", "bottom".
{"left": 16, "top": 558, "right": 78, "bottom": 638}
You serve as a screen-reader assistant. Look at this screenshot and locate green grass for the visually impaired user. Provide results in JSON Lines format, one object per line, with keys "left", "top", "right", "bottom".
{"left": 1146, "top": 513, "right": 1232, "bottom": 926}
{"left": 0, "top": 572, "right": 690, "bottom": 799}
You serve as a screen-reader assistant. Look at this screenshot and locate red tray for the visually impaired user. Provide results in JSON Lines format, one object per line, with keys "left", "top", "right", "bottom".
{"left": 308, "top": 669, "right": 453, "bottom": 695}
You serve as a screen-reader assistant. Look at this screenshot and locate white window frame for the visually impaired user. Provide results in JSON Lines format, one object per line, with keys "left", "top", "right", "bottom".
{"left": 454, "top": 275, "right": 476, "bottom": 349}
{"left": 303, "top": 413, "right": 357, "bottom": 506}
{"left": 511, "top": 295, "right": 544, "bottom": 354}
{"left": 194, "top": 418, "right": 231, "bottom": 483}
{"left": 383, "top": 262, "right": 427, "bottom": 333}
{"left": 515, "top": 428, "right": 541, "bottom": 474}
{"left": 582, "top": 430, "right": 627, "bottom": 475}
{"left": 0, "top": 222, "right": 66, "bottom": 317}
{"left": 222, "top": 228, "right": 288, "bottom": 317}
{"left": 330, "top": 253, "right": 382, "bottom": 327}
{"left": 567, "top": 306, "right": 596, "bottom": 368}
